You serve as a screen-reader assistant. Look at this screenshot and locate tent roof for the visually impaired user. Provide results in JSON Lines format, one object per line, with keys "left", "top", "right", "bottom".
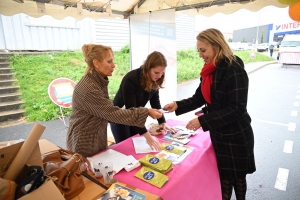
{"left": 0, "top": 0, "right": 287, "bottom": 20}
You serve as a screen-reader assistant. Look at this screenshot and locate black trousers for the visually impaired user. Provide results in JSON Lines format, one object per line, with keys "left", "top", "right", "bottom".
{"left": 110, "top": 123, "right": 136, "bottom": 143}
{"left": 270, "top": 49, "right": 273, "bottom": 57}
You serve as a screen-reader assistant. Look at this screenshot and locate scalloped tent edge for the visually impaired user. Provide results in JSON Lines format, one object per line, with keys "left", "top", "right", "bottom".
{"left": 0, "top": 0, "right": 288, "bottom": 20}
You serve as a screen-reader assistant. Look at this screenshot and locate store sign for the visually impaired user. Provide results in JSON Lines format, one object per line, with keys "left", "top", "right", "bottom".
{"left": 275, "top": 21, "right": 300, "bottom": 31}
{"left": 48, "top": 78, "right": 76, "bottom": 108}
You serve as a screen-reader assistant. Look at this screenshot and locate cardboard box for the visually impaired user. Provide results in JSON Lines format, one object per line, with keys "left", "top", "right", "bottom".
{"left": 0, "top": 140, "right": 43, "bottom": 178}
{"left": 0, "top": 139, "right": 66, "bottom": 200}
{"left": 18, "top": 178, "right": 65, "bottom": 200}
{"left": 38, "top": 139, "right": 60, "bottom": 154}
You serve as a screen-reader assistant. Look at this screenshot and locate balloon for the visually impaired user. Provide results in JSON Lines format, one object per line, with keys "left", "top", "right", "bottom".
{"left": 278, "top": 0, "right": 298, "bottom": 5}
{"left": 289, "top": 1, "right": 300, "bottom": 22}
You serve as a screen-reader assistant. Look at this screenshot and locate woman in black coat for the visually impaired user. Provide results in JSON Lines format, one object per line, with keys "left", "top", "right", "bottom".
{"left": 164, "top": 28, "right": 256, "bottom": 200}
{"left": 111, "top": 51, "right": 174, "bottom": 148}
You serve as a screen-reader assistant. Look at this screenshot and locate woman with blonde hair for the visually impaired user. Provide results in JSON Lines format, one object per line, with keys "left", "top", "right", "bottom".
{"left": 164, "top": 28, "right": 256, "bottom": 200}
{"left": 66, "top": 44, "right": 162, "bottom": 157}
{"left": 111, "top": 51, "right": 175, "bottom": 143}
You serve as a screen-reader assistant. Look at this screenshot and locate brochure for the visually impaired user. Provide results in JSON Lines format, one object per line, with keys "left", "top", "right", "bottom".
{"left": 162, "top": 130, "right": 191, "bottom": 144}
{"left": 160, "top": 142, "right": 186, "bottom": 156}
{"left": 134, "top": 166, "right": 169, "bottom": 188}
{"left": 156, "top": 142, "right": 195, "bottom": 164}
{"left": 132, "top": 136, "right": 159, "bottom": 154}
{"left": 139, "top": 154, "right": 173, "bottom": 174}
{"left": 98, "top": 183, "right": 146, "bottom": 200}
{"left": 172, "top": 125, "right": 197, "bottom": 136}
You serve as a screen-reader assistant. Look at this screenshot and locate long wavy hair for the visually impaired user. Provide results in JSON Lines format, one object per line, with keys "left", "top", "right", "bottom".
{"left": 196, "top": 28, "right": 235, "bottom": 65}
{"left": 140, "top": 51, "right": 167, "bottom": 92}
{"left": 81, "top": 44, "right": 114, "bottom": 74}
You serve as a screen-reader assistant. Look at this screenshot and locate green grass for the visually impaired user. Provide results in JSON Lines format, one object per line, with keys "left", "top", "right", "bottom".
{"left": 10, "top": 46, "right": 274, "bottom": 122}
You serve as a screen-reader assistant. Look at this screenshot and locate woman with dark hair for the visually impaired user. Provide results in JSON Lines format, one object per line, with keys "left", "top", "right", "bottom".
{"left": 66, "top": 44, "right": 162, "bottom": 157}
{"left": 164, "top": 28, "right": 256, "bottom": 200}
{"left": 111, "top": 51, "right": 174, "bottom": 146}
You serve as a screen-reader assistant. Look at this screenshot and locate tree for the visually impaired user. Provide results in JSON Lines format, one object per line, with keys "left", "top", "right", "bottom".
{"left": 228, "top": 38, "right": 232, "bottom": 42}
{"left": 242, "top": 37, "right": 246, "bottom": 43}
{"left": 260, "top": 31, "right": 264, "bottom": 43}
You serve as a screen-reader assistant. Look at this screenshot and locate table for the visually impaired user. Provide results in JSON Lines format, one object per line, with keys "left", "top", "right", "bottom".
{"left": 109, "top": 119, "right": 221, "bottom": 200}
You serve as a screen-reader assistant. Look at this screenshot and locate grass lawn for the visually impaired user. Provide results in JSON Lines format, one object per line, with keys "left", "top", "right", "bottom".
{"left": 10, "top": 46, "right": 274, "bottom": 122}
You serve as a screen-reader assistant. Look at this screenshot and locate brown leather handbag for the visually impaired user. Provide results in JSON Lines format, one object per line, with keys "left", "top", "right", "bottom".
{"left": 42, "top": 148, "right": 89, "bottom": 200}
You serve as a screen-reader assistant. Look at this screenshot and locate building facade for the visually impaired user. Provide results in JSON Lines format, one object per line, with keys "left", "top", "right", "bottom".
{"left": 232, "top": 20, "right": 300, "bottom": 44}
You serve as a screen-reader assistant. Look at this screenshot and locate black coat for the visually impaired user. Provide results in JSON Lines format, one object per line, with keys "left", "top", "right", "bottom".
{"left": 113, "top": 67, "right": 166, "bottom": 135}
{"left": 175, "top": 56, "right": 256, "bottom": 179}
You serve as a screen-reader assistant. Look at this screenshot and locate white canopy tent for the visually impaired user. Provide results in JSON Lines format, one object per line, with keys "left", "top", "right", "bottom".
{"left": 0, "top": 0, "right": 287, "bottom": 20}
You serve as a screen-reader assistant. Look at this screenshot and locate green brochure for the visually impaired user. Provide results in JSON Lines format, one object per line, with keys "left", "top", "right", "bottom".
{"left": 160, "top": 142, "right": 186, "bottom": 156}
{"left": 134, "top": 166, "right": 169, "bottom": 188}
{"left": 139, "top": 154, "right": 173, "bottom": 174}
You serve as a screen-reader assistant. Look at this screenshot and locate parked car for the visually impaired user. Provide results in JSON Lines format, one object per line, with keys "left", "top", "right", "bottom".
{"left": 242, "top": 43, "right": 255, "bottom": 51}
{"left": 228, "top": 42, "right": 244, "bottom": 51}
{"left": 257, "top": 43, "right": 269, "bottom": 52}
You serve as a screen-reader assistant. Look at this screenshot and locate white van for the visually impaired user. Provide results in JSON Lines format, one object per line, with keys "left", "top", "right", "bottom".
{"left": 278, "top": 34, "right": 300, "bottom": 66}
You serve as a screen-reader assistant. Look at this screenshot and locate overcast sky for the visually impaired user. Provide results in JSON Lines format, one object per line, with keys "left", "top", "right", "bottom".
{"left": 195, "top": 6, "right": 292, "bottom": 33}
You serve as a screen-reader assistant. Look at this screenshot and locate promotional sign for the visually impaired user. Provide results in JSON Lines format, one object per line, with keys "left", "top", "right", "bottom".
{"left": 48, "top": 78, "right": 76, "bottom": 108}
{"left": 129, "top": 9, "right": 177, "bottom": 104}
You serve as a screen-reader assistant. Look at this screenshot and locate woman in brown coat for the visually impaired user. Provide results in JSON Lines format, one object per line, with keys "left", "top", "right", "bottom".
{"left": 66, "top": 44, "right": 162, "bottom": 157}
{"left": 164, "top": 28, "right": 256, "bottom": 200}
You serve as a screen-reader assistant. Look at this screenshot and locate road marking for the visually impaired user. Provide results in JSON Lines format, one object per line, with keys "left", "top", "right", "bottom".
{"left": 274, "top": 168, "right": 289, "bottom": 191}
{"left": 297, "top": 95, "right": 300, "bottom": 99}
{"left": 291, "top": 110, "right": 298, "bottom": 117}
{"left": 253, "top": 119, "right": 296, "bottom": 131}
{"left": 294, "top": 102, "right": 299, "bottom": 107}
{"left": 283, "top": 140, "right": 293, "bottom": 154}
{"left": 288, "top": 123, "right": 296, "bottom": 131}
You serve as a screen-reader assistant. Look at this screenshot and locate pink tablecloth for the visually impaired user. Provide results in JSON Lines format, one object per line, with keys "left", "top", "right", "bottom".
{"left": 110, "top": 119, "right": 221, "bottom": 200}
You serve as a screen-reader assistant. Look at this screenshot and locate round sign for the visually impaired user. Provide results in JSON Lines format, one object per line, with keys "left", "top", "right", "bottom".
{"left": 48, "top": 78, "right": 76, "bottom": 108}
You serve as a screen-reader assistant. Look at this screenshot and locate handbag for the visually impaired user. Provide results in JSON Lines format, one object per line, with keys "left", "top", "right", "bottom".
{"left": 42, "top": 148, "right": 89, "bottom": 200}
{"left": 15, "top": 166, "right": 46, "bottom": 199}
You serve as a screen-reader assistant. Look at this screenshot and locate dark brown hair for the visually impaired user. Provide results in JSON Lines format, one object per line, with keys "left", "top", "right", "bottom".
{"left": 196, "top": 28, "right": 235, "bottom": 65}
{"left": 140, "top": 51, "right": 167, "bottom": 92}
{"left": 82, "top": 44, "right": 114, "bottom": 74}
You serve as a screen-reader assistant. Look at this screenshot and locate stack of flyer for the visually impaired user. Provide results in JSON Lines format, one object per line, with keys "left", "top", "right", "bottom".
{"left": 156, "top": 142, "right": 195, "bottom": 165}
{"left": 134, "top": 154, "right": 172, "bottom": 188}
{"left": 134, "top": 166, "right": 169, "bottom": 188}
{"left": 138, "top": 154, "right": 173, "bottom": 174}
{"left": 162, "top": 130, "right": 191, "bottom": 144}
{"left": 160, "top": 142, "right": 186, "bottom": 156}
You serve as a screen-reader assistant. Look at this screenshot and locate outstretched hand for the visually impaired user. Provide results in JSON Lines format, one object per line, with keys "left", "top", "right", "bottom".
{"left": 161, "top": 123, "right": 176, "bottom": 133}
{"left": 186, "top": 117, "right": 201, "bottom": 131}
{"left": 143, "top": 132, "right": 161, "bottom": 151}
{"left": 163, "top": 101, "right": 178, "bottom": 112}
{"left": 148, "top": 109, "right": 163, "bottom": 119}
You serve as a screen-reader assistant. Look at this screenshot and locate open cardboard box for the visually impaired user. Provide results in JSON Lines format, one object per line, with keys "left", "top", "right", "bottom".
{"left": 0, "top": 140, "right": 43, "bottom": 178}
{"left": 0, "top": 139, "right": 65, "bottom": 200}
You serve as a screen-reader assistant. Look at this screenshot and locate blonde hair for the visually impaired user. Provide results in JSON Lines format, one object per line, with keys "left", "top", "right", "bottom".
{"left": 81, "top": 44, "right": 114, "bottom": 74}
{"left": 140, "top": 51, "right": 167, "bottom": 92}
{"left": 196, "top": 28, "right": 235, "bottom": 65}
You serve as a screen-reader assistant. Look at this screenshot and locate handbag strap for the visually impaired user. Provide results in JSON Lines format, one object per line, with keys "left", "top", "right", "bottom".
{"left": 81, "top": 172, "right": 109, "bottom": 190}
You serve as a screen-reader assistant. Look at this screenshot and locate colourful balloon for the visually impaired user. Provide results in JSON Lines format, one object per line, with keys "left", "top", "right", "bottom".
{"left": 289, "top": 1, "right": 300, "bottom": 22}
{"left": 278, "top": 0, "right": 298, "bottom": 5}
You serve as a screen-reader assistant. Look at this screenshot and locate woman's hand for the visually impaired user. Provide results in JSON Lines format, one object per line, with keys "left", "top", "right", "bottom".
{"left": 148, "top": 108, "right": 163, "bottom": 119}
{"left": 186, "top": 117, "right": 201, "bottom": 131}
{"left": 143, "top": 132, "right": 161, "bottom": 151}
{"left": 163, "top": 101, "right": 178, "bottom": 112}
{"left": 160, "top": 123, "right": 176, "bottom": 133}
